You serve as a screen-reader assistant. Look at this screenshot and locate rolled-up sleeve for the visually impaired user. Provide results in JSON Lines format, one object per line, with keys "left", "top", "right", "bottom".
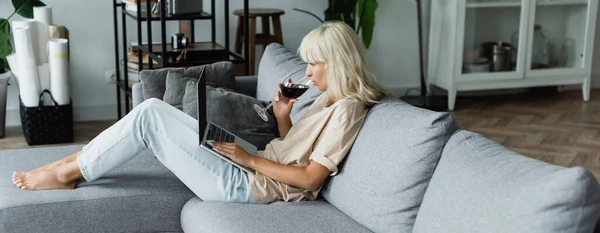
{"left": 309, "top": 103, "right": 366, "bottom": 176}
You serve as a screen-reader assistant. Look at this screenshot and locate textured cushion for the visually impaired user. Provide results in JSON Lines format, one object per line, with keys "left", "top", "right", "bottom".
{"left": 139, "top": 61, "right": 236, "bottom": 101}
{"left": 412, "top": 130, "right": 600, "bottom": 233}
{"left": 320, "top": 97, "right": 458, "bottom": 233}
{"left": 180, "top": 197, "right": 372, "bottom": 233}
{"left": 182, "top": 80, "right": 278, "bottom": 150}
{"left": 163, "top": 69, "right": 194, "bottom": 110}
{"left": 256, "top": 43, "right": 322, "bottom": 123}
{"left": 182, "top": 80, "right": 199, "bottom": 119}
{"left": 0, "top": 145, "right": 195, "bottom": 233}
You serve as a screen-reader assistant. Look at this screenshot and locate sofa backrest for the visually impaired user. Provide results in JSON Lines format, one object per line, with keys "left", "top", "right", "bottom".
{"left": 412, "top": 129, "right": 600, "bottom": 233}
{"left": 320, "top": 97, "right": 458, "bottom": 232}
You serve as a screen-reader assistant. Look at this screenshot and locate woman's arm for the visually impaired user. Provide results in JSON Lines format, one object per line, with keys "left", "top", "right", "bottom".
{"left": 249, "top": 156, "right": 330, "bottom": 191}
{"left": 276, "top": 116, "right": 293, "bottom": 138}
{"left": 210, "top": 142, "right": 330, "bottom": 191}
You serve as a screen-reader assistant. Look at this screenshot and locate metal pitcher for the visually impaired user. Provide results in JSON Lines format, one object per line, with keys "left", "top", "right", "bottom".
{"left": 480, "top": 42, "right": 514, "bottom": 72}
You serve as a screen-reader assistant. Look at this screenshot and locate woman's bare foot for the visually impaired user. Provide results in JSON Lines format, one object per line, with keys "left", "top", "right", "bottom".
{"left": 12, "top": 151, "right": 83, "bottom": 185}
{"left": 13, "top": 161, "right": 81, "bottom": 190}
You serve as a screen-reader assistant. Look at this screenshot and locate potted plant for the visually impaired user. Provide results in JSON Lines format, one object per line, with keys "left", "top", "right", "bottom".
{"left": 293, "top": 0, "right": 378, "bottom": 48}
{"left": 0, "top": 0, "right": 46, "bottom": 71}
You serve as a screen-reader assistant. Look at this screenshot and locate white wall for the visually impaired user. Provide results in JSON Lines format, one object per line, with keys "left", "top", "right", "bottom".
{"left": 1, "top": 0, "right": 599, "bottom": 126}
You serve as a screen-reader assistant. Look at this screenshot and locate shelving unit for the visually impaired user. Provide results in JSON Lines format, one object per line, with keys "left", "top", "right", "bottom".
{"left": 112, "top": 0, "right": 249, "bottom": 119}
{"left": 427, "top": 0, "right": 597, "bottom": 110}
{"left": 467, "top": 0, "right": 588, "bottom": 8}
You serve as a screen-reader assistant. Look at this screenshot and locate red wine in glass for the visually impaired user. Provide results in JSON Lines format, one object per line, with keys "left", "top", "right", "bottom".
{"left": 280, "top": 83, "right": 310, "bottom": 99}
{"left": 253, "top": 75, "right": 312, "bottom": 122}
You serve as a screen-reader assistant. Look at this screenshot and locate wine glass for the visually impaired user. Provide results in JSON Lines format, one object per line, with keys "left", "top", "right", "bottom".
{"left": 253, "top": 75, "right": 312, "bottom": 122}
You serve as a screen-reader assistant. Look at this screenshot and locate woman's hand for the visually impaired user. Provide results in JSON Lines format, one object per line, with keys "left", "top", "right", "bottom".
{"left": 210, "top": 142, "right": 254, "bottom": 167}
{"left": 272, "top": 78, "right": 298, "bottom": 120}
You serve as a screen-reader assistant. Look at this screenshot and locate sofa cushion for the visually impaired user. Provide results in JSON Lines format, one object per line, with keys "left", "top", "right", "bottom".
{"left": 182, "top": 80, "right": 278, "bottom": 150}
{"left": 163, "top": 69, "right": 194, "bottom": 110}
{"left": 180, "top": 197, "right": 372, "bottom": 233}
{"left": 139, "top": 61, "right": 236, "bottom": 101}
{"left": 412, "top": 130, "right": 600, "bottom": 233}
{"left": 256, "top": 43, "right": 322, "bottom": 123}
{"left": 0, "top": 145, "right": 195, "bottom": 233}
{"left": 320, "top": 97, "right": 458, "bottom": 233}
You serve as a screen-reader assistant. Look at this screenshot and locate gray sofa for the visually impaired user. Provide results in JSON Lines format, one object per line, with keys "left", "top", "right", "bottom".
{"left": 0, "top": 43, "right": 599, "bottom": 233}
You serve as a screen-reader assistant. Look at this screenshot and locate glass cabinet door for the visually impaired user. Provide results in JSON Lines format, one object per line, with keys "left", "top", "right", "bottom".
{"left": 461, "top": 0, "right": 526, "bottom": 75}
{"left": 528, "top": 0, "right": 589, "bottom": 70}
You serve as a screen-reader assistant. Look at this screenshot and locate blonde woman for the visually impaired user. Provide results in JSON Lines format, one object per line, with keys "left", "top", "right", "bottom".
{"left": 11, "top": 21, "right": 388, "bottom": 204}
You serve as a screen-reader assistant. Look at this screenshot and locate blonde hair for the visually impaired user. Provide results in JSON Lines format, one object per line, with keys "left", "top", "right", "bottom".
{"left": 298, "top": 21, "right": 388, "bottom": 107}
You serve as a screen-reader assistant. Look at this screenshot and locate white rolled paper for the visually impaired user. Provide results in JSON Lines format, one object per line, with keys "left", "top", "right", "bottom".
{"left": 34, "top": 6, "right": 51, "bottom": 64}
{"left": 5, "top": 53, "right": 19, "bottom": 86}
{"left": 49, "top": 38, "right": 69, "bottom": 105}
{"left": 33, "top": 6, "right": 52, "bottom": 25}
{"left": 13, "top": 26, "right": 40, "bottom": 107}
{"left": 37, "top": 63, "right": 53, "bottom": 106}
{"left": 12, "top": 19, "right": 41, "bottom": 65}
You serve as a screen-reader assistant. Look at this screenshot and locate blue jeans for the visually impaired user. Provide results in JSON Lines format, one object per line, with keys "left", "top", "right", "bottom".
{"left": 76, "top": 98, "right": 255, "bottom": 204}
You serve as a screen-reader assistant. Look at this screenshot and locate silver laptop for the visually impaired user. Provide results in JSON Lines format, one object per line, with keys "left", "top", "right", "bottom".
{"left": 197, "top": 68, "right": 257, "bottom": 174}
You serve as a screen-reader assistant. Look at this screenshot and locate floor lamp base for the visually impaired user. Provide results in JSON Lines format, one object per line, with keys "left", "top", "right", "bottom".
{"left": 400, "top": 95, "right": 449, "bottom": 112}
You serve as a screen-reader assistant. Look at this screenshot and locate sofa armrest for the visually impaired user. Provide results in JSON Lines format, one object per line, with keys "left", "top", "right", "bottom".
{"left": 132, "top": 82, "right": 144, "bottom": 108}
{"left": 235, "top": 75, "right": 257, "bottom": 97}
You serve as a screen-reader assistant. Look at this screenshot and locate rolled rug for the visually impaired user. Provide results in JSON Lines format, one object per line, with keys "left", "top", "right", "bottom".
{"left": 48, "top": 25, "right": 69, "bottom": 57}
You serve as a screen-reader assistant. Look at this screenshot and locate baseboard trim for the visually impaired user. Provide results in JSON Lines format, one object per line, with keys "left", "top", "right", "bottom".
{"left": 5, "top": 104, "right": 120, "bottom": 126}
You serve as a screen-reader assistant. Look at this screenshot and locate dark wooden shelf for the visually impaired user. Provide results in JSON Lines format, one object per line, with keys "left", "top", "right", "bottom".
{"left": 141, "top": 42, "right": 227, "bottom": 54}
{"left": 124, "top": 10, "right": 212, "bottom": 21}
{"left": 139, "top": 42, "right": 239, "bottom": 67}
{"left": 157, "top": 52, "right": 245, "bottom": 68}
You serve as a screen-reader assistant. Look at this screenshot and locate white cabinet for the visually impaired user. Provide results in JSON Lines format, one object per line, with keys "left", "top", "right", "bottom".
{"left": 427, "top": 0, "right": 598, "bottom": 110}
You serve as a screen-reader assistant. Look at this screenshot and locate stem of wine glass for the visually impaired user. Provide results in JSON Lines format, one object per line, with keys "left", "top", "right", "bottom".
{"left": 263, "top": 101, "right": 274, "bottom": 110}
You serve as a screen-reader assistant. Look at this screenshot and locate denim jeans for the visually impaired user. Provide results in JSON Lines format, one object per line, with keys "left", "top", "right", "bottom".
{"left": 76, "top": 98, "right": 255, "bottom": 204}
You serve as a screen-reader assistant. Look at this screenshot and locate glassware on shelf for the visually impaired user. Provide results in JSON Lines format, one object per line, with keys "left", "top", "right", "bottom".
{"left": 531, "top": 24, "right": 553, "bottom": 69}
{"left": 560, "top": 38, "right": 576, "bottom": 67}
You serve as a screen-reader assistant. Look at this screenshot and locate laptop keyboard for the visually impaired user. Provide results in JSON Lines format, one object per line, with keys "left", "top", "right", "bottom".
{"left": 205, "top": 125, "right": 235, "bottom": 144}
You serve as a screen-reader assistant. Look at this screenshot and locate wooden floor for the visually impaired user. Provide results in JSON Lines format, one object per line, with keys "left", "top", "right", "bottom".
{"left": 451, "top": 88, "right": 600, "bottom": 180}
{"left": 0, "top": 88, "right": 598, "bottom": 180}
{"left": 0, "top": 120, "right": 115, "bottom": 150}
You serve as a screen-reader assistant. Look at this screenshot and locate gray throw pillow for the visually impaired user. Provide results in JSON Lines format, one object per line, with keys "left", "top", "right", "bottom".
{"left": 139, "top": 61, "right": 237, "bottom": 101}
{"left": 256, "top": 43, "right": 322, "bottom": 124}
{"left": 163, "top": 69, "right": 193, "bottom": 110}
{"left": 182, "top": 80, "right": 278, "bottom": 150}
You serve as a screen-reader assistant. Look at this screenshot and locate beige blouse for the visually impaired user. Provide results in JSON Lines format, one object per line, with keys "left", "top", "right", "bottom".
{"left": 248, "top": 94, "right": 369, "bottom": 204}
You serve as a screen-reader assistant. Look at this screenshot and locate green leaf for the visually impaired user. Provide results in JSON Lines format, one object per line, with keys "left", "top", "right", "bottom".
{"left": 12, "top": 0, "right": 46, "bottom": 19}
{"left": 292, "top": 8, "right": 324, "bottom": 23}
{"left": 0, "top": 18, "right": 12, "bottom": 70}
{"left": 358, "top": 0, "right": 377, "bottom": 48}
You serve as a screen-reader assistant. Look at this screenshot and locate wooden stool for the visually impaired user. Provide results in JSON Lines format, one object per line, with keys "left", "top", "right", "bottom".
{"left": 233, "top": 8, "right": 284, "bottom": 75}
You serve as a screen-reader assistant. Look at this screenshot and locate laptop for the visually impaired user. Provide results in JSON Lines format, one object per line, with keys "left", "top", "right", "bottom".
{"left": 197, "top": 67, "right": 258, "bottom": 174}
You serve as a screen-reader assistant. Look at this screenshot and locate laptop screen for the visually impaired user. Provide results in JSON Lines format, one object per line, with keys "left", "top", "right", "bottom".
{"left": 197, "top": 67, "right": 206, "bottom": 145}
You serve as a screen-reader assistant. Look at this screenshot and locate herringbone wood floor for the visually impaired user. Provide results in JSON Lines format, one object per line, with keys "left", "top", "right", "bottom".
{"left": 0, "top": 89, "right": 598, "bottom": 180}
{"left": 451, "top": 88, "right": 600, "bottom": 180}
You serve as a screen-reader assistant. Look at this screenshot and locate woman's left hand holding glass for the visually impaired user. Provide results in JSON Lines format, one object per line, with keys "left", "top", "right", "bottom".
{"left": 209, "top": 142, "right": 253, "bottom": 167}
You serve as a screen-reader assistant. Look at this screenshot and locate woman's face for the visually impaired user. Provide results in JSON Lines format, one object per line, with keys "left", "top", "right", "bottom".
{"left": 306, "top": 62, "right": 327, "bottom": 91}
